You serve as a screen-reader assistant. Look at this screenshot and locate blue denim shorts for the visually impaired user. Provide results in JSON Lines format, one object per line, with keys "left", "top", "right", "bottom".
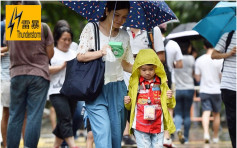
{"left": 200, "top": 93, "right": 222, "bottom": 112}
{"left": 134, "top": 129, "right": 164, "bottom": 148}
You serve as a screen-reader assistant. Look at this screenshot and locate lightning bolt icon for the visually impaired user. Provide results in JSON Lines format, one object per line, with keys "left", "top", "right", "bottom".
{"left": 7, "top": 7, "right": 23, "bottom": 37}
{"left": 14, "top": 8, "right": 23, "bottom": 29}
{"left": 8, "top": 8, "right": 15, "bottom": 37}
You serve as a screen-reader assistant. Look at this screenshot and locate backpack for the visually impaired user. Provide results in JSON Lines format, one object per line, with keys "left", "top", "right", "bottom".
{"left": 147, "top": 30, "right": 172, "bottom": 88}
{"left": 221, "top": 30, "right": 234, "bottom": 72}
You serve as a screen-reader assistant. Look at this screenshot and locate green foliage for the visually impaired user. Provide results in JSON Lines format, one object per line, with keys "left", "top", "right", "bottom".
{"left": 41, "top": 1, "right": 87, "bottom": 43}
{"left": 166, "top": 1, "right": 217, "bottom": 24}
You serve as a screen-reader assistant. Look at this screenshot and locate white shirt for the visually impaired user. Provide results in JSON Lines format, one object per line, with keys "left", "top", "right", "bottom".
{"left": 78, "top": 23, "right": 133, "bottom": 85}
{"left": 48, "top": 47, "right": 76, "bottom": 95}
{"left": 195, "top": 53, "right": 223, "bottom": 94}
{"left": 127, "top": 27, "right": 164, "bottom": 54}
{"left": 174, "top": 55, "right": 195, "bottom": 90}
{"left": 127, "top": 28, "right": 149, "bottom": 54}
{"left": 164, "top": 38, "right": 183, "bottom": 72}
{"left": 215, "top": 31, "right": 236, "bottom": 91}
{"left": 153, "top": 26, "right": 165, "bottom": 52}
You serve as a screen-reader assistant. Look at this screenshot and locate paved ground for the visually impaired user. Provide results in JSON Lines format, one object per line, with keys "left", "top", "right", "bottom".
{"left": 17, "top": 115, "right": 232, "bottom": 148}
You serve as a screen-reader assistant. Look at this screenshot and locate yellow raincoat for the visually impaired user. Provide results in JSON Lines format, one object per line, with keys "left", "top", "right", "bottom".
{"left": 125, "top": 49, "right": 176, "bottom": 134}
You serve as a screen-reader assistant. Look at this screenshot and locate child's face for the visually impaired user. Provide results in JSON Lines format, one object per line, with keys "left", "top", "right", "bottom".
{"left": 139, "top": 65, "right": 156, "bottom": 81}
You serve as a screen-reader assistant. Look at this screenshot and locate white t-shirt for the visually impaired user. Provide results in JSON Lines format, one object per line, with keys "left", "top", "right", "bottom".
{"left": 48, "top": 47, "right": 76, "bottom": 95}
{"left": 195, "top": 54, "right": 223, "bottom": 94}
{"left": 127, "top": 27, "right": 164, "bottom": 54}
{"left": 153, "top": 26, "right": 165, "bottom": 52}
{"left": 164, "top": 38, "right": 183, "bottom": 72}
{"left": 174, "top": 55, "right": 195, "bottom": 90}
{"left": 127, "top": 29, "right": 149, "bottom": 54}
{"left": 78, "top": 23, "right": 133, "bottom": 85}
{"left": 215, "top": 31, "right": 236, "bottom": 91}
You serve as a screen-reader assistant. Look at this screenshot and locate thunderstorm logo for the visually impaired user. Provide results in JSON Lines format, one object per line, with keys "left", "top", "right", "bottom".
{"left": 8, "top": 7, "right": 23, "bottom": 37}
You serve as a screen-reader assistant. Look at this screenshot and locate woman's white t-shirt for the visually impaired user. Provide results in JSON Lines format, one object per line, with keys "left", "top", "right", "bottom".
{"left": 77, "top": 23, "right": 133, "bottom": 85}
{"left": 48, "top": 47, "right": 76, "bottom": 95}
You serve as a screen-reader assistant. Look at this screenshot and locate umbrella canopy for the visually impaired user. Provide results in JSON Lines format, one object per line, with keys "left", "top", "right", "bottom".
{"left": 61, "top": 1, "right": 178, "bottom": 31}
{"left": 166, "top": 22, "right": 201, "bottom": 41}
{"left": 193, "top": 1, "right": 236, "bottom": 46}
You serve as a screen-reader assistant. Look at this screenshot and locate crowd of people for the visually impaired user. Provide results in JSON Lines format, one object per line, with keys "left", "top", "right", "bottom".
{"left": 1, "top": 1, "right": 236, "bottom": 148}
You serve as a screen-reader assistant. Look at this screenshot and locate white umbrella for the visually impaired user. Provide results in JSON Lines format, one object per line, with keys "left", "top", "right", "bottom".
{"left": 166, "top": 22, "right": 202, "bottom": 41}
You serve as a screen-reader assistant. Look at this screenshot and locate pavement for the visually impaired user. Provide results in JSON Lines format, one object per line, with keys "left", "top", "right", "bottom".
{"left": 16, "top": 115, "right": 232, "bottom": 148}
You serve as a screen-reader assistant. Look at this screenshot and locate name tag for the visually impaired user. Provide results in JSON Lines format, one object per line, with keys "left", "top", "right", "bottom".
{"left": 144, "top": 105, "right": 157, "bottom": 120}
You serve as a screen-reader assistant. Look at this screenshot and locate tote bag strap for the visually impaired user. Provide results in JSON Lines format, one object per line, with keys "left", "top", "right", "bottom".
{"left": 91, "top": 22, "right": 100, "bottom": 51}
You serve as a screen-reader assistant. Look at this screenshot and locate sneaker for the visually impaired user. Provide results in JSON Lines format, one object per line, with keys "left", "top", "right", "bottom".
{"left": 184, "top": 141, "right": 189, "bottom": 144}
{"left": 163, "top": 138, "right": 177, "bottom": 148}
{"left": 177, "top": 131, "right": 185, "bottom": 144}
{"left": 122, "top": 135, "right": 136, "bottom": 146}
{"left": 204, "top": 134, "right": 210, "bottom": 143}
{"left": 213, "top": 138, "right": 219, "bottom": 143}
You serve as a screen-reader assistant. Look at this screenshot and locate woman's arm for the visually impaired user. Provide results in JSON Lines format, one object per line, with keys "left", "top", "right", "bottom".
{"left": 77, "top": 44, "right": 110, "bottom": 62}
{"left": 122, "top": 60, "right": 133, "bottom": 73}
{"left": 49, "top": 62, "right": 66, "bottom": 75}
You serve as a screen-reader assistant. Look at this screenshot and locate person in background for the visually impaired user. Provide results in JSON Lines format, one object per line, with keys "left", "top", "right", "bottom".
{"left": 77, "top": 2, "right": 133, "bottom": 148}
{"left": 49, "top": 19, "right": 72, "bottom": 130}
{"left": 194, "top": 39, "right": 223, "bottom": 144}
{"left": 1, "top": 19, "right": 10, "bottom": 148}
{"left": 159, "top": 23, "right": 183, "bottom": 148}
{"left": 82, "top": 108, "right": 94, "bottom": 148}
{"left": 124, "top": 49, "right": 175, "bottom": 148}
{"left": 5, "top": 1, "right": 54, "bottom": 147}
{"left": 211, "top": 31, "right": 236, "bottom": 148}
{"left": 48, "top": 25, "right": 79, "bottom": 148}
{"left": 173, "top": 40, "right": 195, "bottom": 144}
{"left": 127, "top": 26, "right": 165, "bottom": 62}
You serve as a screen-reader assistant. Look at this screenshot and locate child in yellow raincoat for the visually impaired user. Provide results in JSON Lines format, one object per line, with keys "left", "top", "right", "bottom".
{"left": 124, "top": 49, "right": 176, "bottom": 148}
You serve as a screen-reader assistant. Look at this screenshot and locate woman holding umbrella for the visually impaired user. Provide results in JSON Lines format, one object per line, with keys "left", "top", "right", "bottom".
{"left": 76, "top": 1, "right": 133, "bottom": 148}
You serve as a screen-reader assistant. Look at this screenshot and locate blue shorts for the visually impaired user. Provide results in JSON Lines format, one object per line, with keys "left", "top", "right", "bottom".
{"left": 200, "top": 93, "right": 222, "bottom": 112}
{"left": 134, "top": 129, "right": 164, "bottom": 148}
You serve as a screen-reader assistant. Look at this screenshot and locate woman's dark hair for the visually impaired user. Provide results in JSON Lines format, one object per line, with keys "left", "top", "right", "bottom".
{"left": 177, "top": 41, "right": 191, "bottom": 55}
{"left": 204, "top": 39, "right": 213, "bottom": 49}
{"left": 54, "top": 26, "right": 73, "bottom": 47}
{"left": 160, "top": 28, "right": 166, "bottom": 34}
{"left": 100, "top": 1, "right": 130, "bottom": 22}
{"left": 53, "top": 20, "right": 70, "bottom": 40}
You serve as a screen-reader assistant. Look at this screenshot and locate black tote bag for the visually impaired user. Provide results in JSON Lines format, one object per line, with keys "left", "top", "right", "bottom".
{"left": 60, "top": 22, "right": 105, "bottom": 101}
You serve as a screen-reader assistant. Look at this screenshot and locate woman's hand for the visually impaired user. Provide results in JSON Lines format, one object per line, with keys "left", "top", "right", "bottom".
{"left": 124, "top": 96, "right": 131, "bottom": 104}
{"left": 166, "top": 90, "right": 172, "bottom": 99}
{"left": 49, "top": 61, "right": 67, "bottom": 75}
{"left": 100, "top": 45, "right": 112, "bottom": 56}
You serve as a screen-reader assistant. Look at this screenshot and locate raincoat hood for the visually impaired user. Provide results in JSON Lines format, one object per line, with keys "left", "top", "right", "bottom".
{"left": 126, "top": 49, "right": 176, "bottom": 134}
{"left": 130, "top": 49, "right": 167, "bottom": 87}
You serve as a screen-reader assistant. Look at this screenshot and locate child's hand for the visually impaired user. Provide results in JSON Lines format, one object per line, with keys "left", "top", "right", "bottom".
{"left": 124, "top": 96, "right": 131, "bottom": 104}
{"left": 166, "top": 90, "right": 172, "bottom": 99}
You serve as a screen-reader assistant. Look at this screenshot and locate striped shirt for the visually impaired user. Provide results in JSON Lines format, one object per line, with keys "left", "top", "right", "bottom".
{"left": 215, "top": 31, "right": 236, "bottom": 91}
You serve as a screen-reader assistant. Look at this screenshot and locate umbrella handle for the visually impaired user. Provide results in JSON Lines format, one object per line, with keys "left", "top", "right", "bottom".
{"left": 109, "top": 1, "right": 117, "bottom": 41}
